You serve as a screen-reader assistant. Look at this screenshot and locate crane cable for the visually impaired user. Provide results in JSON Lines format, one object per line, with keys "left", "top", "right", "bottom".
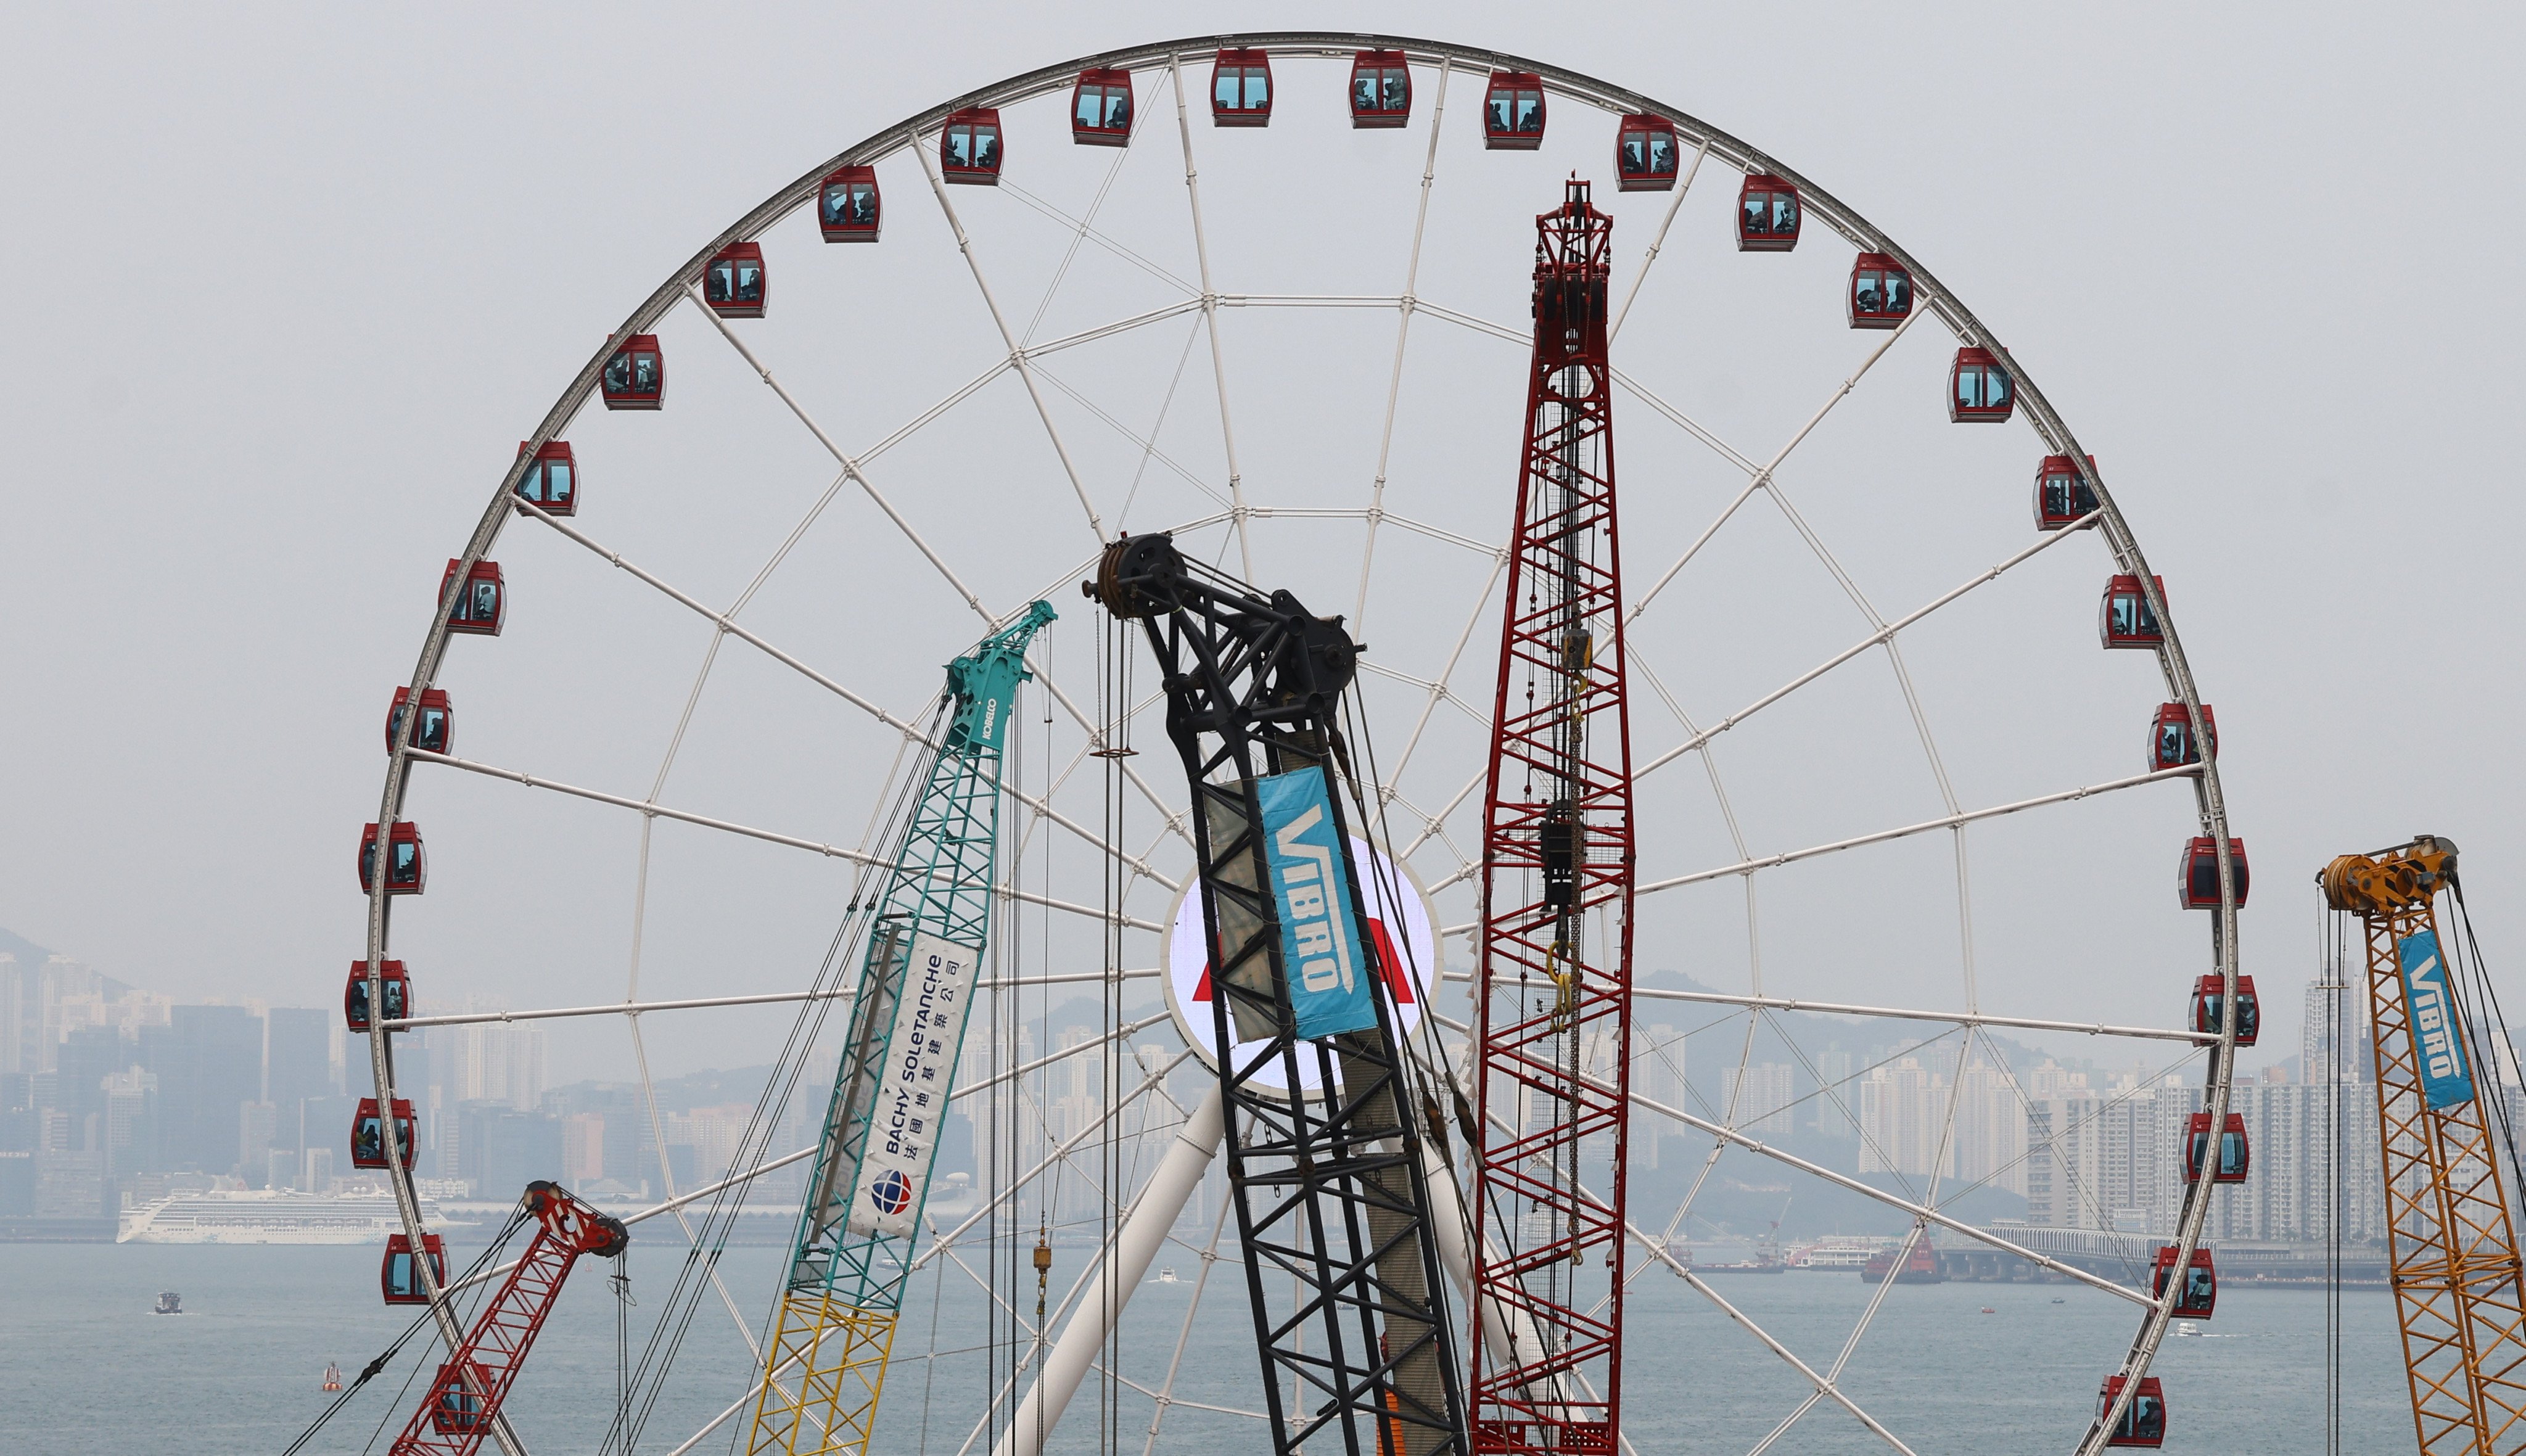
{"left": 276, "top": 1203, "right": 533, "bottom": 1456}
{"left": 607, "top": 695, "right": 946, "bottom": 1456}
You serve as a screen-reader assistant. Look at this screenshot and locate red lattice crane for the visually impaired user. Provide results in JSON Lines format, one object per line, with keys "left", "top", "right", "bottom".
{"left": 1468, "top": 178, "right": 1637, "bottom": 1455}
{"left": 389, "top": 1180, "right": 628, "bottom": 1456}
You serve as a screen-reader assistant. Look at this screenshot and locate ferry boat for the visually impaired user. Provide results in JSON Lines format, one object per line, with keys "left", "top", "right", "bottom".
{"left": 152, "top": 1291, "right": 182, "bottom": 1315}
{"left": 1156, "top": 1267, "right": 1180, "bottom": 1284}
{"left": 1861, "top": 1243, "right": 1944, "bottom": 1285}
{"left": 118, "top": 1190, "right": 458, "bottom": 1245}
{"left": 1795, "top": 1239, "right": 1883, "bottom": 1271}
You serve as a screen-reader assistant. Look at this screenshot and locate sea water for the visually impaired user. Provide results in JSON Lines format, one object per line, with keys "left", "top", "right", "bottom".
{"left": 0, "top": 1241, "right": 2420, "bottom": 1454}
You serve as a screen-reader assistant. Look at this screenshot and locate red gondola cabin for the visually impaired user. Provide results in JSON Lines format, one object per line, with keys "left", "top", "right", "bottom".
{"left": 817, "top": 166, "right": 880, "bottom": 242}
{"left": 2099, "top": 574, "right": 2163, "bottom": 650}
{"left": 703, "top": 242, "right": 766, "bottom": 318}
{"left": 1211, "top": 49, "right": 1271, "bottom": 126}
{"left": 2099, "top": 1376, "right": 2166, "bottom": 1447}
{"left": 1737, "top": 174, "right": 1800, "bottom": 251}
{"left": 2035, "top": 454, "right": 2097, "bottom": 530}
{"left": 442, "top": 559, "right": 503, "bottom": 636}
{"left": 2150, "top": 1245, "right": 2218, "bottom": 1317}
{"left": 1949, "top": 346, "right": 2012, "bottom": 422}
{"left": 1483, "top": 72, "right": 1545, "bottom": 149}
{"left": 382, "top": 1233, "right": 447, "bottom": 1304}
{"left": 351, "top": 1098, "right": 418, "bottom": 1170}
{"left": 1349, "top": 51, "right": 1410, "bottom": 128}
{"left": 513, "top": 440, "right": 577, "bottom": 516}
{"left": 940, "top": 109, "right": 1003, "bottom": 183}
{"left": 344, "top": 960, "right": 410, "bottom": 1032}
{"left": 1616, "top": 114, "right": 1681, "bottom": 191}
{"left": 1071, "top": 68, "right": 1132, "bottom": 146}
{"left": 2149, "top": 702, "right": 2216, "bottom": 770}
{"left": 359, "top": 822, "right": 426, "bottom": 896}
{"left": 2180, "top": 837, "right": 2251, "bottom": 910}
{"left": 387, "top": 687, "right": 451, "bottom": 756}
{"left": 429, "top": 1362, "right": 493, "bottom": 1433}
{"left": 2191, "top": 973, "right": 2258, "bottom": 1048}
{"left": 1849, "top": 252, "right": 1912, "bottom": 329}
{"left": 601, "top": 334, "right": 662, "bottom": 410}
{"left": 2184, "top": 1111, "right": 2250, "bottom": 1183}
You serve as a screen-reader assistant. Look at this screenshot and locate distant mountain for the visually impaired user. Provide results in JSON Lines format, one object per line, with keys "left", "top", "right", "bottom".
{"left": 0, "top": 927, "right": 57, "bottom": 965}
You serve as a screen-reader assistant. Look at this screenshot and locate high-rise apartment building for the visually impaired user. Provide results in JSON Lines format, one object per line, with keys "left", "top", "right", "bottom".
{"left": 1725, "top": 1063, "right": 1796, "bottom": 1137}
{"left": 265, "top": 1008, "right": 333, "bottom": 1150}
{"left": 1857, "top": 1058, "right": 1952, "bottom": 1178}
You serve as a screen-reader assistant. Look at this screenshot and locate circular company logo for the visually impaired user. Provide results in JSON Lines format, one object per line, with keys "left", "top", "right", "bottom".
{"left": 869, "top": 1169, "right": 913, "bottom": 1216}
{"left": 1161, "top": 836, "right": 1439, "bottom": 1098}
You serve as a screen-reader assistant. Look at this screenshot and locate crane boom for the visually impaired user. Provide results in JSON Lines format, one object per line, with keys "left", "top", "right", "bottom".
{"left": 389, "top": 1181, "right": 628, "bottom": 1456}
{"left": 1088, "top": 532, "right": 1468, "bottom": 1456}
{"left": 1468, "top": 178, "right": 1636, "bottom": 1455}
{"left": 747, "top": 601, "right": 1056, "bottom": 1456}
{"left": 2322, "top": 835, "right": 2526, "bottom": 1454}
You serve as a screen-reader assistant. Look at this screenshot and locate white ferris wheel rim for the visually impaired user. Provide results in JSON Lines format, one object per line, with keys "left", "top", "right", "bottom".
{"left": 354, "top": 31, "right": 2245, "bottom": 1456}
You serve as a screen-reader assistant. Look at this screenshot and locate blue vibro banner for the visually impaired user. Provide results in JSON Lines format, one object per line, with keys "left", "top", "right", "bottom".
{"left": 1254, "top": 766, "right": 1380, "bottom": 1040}
{"left": 2400, "top": 929, "right": 2476, "bottom": 1111}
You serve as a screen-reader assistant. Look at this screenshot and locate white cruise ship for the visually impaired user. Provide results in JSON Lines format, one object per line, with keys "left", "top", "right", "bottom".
{"left": 118, "top": 1190, "right": 460, "bottom": 1244}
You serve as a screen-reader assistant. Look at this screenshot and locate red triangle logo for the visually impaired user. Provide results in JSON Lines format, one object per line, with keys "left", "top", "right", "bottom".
{"left": 1190, "top": 918, "right": 1415, "bottom": 1005}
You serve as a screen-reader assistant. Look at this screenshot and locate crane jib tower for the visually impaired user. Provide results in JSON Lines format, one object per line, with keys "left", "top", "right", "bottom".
{"left": 748, "top": 600, "right": 1056, "bottom": 1456}
{"left": 1088, "top": 532, "right": 1469, "bottom": 1456}
{"left": 1468, "top": 178, "right": 1636, "bottom": 1455}
{"left": 390, "top": 1182, "right": 628, "bottom": 1456}
{"left": 2322, "top": 835, "right": 2526, "bottom": 1455}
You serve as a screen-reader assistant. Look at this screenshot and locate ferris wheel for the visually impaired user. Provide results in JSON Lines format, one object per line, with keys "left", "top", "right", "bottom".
{"left": 348, "top": 32, "right": 2249, "bottom": 1456}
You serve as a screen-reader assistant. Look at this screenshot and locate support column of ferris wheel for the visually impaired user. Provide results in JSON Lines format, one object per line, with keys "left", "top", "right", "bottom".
{"left": 1467, "top": 176, "right": 1637, "bottom": 1455}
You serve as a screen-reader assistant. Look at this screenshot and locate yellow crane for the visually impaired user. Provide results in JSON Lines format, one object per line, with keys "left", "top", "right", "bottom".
{"left": 2321, "top": 835, "right": 2526, "bottom": 1454}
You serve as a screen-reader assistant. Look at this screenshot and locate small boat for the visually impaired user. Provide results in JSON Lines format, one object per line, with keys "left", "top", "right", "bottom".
{"left": 1156, "top": 1267, "right": 1180, "bottom": 1284}
{"left": 1980, "top": 1306, "right": 1996, "bottom": 1315}
{"left": 322, "top": 1362, "right": 343, "bottom": 1392}
{"left": 152, "top": 1291, "right": 183, "bottom": 1315}
{"left": 2051, "top": 1297, "right": 2065, "bottom": 1304}
{"left": 2173, "top": 1320, "right": 2202, "bottom": 1338}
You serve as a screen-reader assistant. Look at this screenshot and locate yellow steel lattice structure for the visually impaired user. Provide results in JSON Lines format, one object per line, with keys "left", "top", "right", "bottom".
{"left": 749, "top": 1291, "right": 899, "bottom": 1456}
{"left": 2325, "top": 837, "right": 2526, "bottom": 1455}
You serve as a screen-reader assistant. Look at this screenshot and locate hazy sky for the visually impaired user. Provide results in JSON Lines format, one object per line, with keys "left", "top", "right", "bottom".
{"left": 2, "top": 2, "right": 2520, "bottom": 1085}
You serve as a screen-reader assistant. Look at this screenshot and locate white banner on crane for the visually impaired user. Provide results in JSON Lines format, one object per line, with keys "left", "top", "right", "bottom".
{"left": 845, "top": 930, "right": 979, "bottom": 1240}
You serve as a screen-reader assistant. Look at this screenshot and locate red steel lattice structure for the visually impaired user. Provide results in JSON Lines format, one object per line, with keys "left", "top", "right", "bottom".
{"left": 1469, "top": 178, "right": 1637, "bottom": 1455}
{"left": 390, "top": 1181, "right": 628, "bottom": 1456}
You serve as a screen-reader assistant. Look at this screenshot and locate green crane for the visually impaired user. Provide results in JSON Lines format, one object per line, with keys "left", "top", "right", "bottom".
{"left": 748, "top": 600, "right": 1055, "bottom": 1456}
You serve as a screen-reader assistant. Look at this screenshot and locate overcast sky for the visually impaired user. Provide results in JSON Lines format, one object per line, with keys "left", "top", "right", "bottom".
{"left": 2, "top": 2, "right": 2520, "bottom": 1084}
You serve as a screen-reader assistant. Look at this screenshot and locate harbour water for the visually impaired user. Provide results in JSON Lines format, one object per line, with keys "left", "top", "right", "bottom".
{"left": 0, "top": 1241, "right": 2420, "bottom": 1454}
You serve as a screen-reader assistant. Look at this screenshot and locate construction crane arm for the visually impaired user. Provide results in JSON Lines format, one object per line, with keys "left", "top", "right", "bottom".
{"left": 389, "top": 1182, "right": 628, "bottom": 1456}
{"left": 1089, "top": 532, "right": 1470, "bottom": 1456}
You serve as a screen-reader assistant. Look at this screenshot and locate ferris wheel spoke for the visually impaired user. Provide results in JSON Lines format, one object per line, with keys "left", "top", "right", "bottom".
{"left": 911, "top": 134, "right": 1110, "bottom": 545}
{"left": 1628, "top": 1084, "right": 2150, "bottom": 1304}
{"left": 1642, "top": 1241, "right": 1920, "bottom": 1456}
{"left": 1633, "top": 515, "right": 2094, "bottom": 783}
{"left": 376, "top": 968, "right": 1161, "bottom": 1032}
{"left": 917, "top": 1047, "right": 1195, "bottom": 1266}
{"left": 676, "top": 287, "right": 998, "bottom": 622}
{"left": 1631, "top": 986, "right": 2207, "bottom": 1045}
{"left": 406, "top": 747, "right": 1164, "bottom": 929}
{"left": 1635, "top": 763, "right": 2201, "bottom": 896}
{"left": 1605, "top": 136, "right": 1712, "bottom": 342}
{"left": 1352, "top": 55, "right": 1455, "bottom": 632}
{"left": 1378, "top": 547, "right": 1510, "bottom": 796}
{"left": 1028, "top": 353, "right": 1232, "bottom": 510}
{"left": 1140, "top": 1182, "right": 1244, "bottom": 1455}
{"left": 997, "top": 176, "right": 1202, "bottom": 300}
{"left": 1162, "top": 55, "right": 1256, "bottom": 582}
{"left": 1626, "top": 308, "right": 1926, "bottom": 625}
